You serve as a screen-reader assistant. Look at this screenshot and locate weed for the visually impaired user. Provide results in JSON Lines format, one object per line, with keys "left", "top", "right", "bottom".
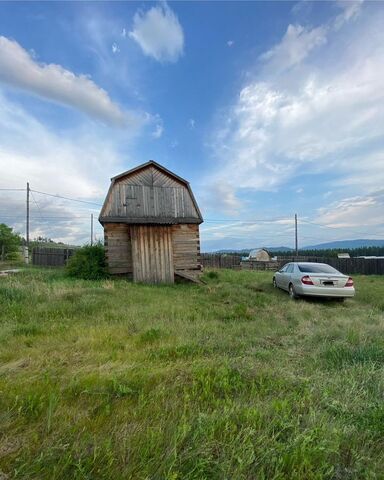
{"left": 138, "top": 327, "right": 164, "bottom": 344}
{"left": 322, "top": 343, "right": 384, "bottom": 368}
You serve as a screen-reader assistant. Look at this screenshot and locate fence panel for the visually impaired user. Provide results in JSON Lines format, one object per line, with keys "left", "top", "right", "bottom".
{"left": 201, "top": 254, "right": 384, "bottom": 275}
{"left": 32, "top": 247, "right": 77, "bottom": 267}
{"left": 276, "top": 256, "right": 384, "bottom": 275}
{"left": 201, "top": 254, "right": 241, "bottom": 269}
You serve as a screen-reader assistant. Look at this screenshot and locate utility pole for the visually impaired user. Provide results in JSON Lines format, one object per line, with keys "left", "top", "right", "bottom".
{"left": 295, "top": 213, "right": 298, "bottom": 257}
{"left": 90, "top": 213, "right": 94, "bottom": 246}
{"left": 26, "top": 182, "right": 30, "bottom": 263}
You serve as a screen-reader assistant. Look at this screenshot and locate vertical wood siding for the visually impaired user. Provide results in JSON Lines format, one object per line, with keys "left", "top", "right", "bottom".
{"left": 131, "top": 225, "right": 174, "bottom": 283}
{"left": 102, "top": 165, "right": 200, "bottom": 221}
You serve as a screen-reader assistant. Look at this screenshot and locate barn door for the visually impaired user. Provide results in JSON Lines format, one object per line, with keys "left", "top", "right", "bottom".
{"left": 130, "top": 225, "right": 174, "bottom": 283}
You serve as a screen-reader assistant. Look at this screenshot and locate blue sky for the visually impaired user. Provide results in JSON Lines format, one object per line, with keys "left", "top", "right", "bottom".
{"left": 0, "top": 0, "right": 383, "bottom": 250}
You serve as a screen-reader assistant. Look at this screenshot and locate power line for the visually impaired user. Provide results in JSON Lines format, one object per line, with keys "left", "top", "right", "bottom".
{"left": 30, "top": 190, "right": 58, "bottom": 242}
{"left": 30, "top": 191, "right": 45, "bottom": 220}
{"left": 30, "top": 189, "right": 102, "bottom": 207}
{"left": 0, "top": 188, "right": 24, "bottom": 192}
{"left": 1, "top": 185, "right": 383, "bottom": 246}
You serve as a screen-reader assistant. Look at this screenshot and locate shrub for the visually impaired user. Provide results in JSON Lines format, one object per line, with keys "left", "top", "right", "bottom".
{"left": 66, "top": 244, "right": 107, "bottom": 280}
{"left": 206, "top": 271, "right": 219, "bottom": 280}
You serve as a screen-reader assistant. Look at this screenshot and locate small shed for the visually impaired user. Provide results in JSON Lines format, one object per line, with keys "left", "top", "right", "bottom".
{"left": 248, "top": 248, "right": 271, "bottom": 262}
{"left": 99, "top": 160, "right": 203, "bottom": 283}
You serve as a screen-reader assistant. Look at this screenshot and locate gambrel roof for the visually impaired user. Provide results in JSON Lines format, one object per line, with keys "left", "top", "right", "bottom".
{"left": 99, "top": 160, "right": 203, "bottom": 225}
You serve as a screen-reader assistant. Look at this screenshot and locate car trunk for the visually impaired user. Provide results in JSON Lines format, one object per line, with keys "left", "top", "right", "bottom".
{"left": 305, "top": 274, "right": 349, "bottom": 288}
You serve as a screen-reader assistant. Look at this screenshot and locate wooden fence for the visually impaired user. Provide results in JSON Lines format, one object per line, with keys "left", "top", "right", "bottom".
{"left": 200, "top": 254, "right": 242, "bottom": 269}
{"left": 241, "top": 261, "right": 278, "bottom": 271}
{"left": 201, "top": 254, "right": 384, "bottom": 275}
{"left": 32, "top": 247, "right": 77, "bottom": 267}
{"left": 293, "top": 257, "right": 384, "bottom": 275}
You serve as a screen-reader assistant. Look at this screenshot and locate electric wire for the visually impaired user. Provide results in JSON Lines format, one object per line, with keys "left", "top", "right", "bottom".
{"left": 30, "top": 189, "right": 102, "bottom": 207}
{"left": 1, "top": 185, "right": 383, "bottom": 246}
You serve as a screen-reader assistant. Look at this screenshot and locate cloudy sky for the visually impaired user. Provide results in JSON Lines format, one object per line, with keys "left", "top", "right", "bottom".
{"left": 0, "top": 1, "right": 383, "bottom": 250}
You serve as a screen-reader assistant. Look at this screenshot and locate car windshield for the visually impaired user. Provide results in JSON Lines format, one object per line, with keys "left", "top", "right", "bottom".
{"left": 298, "top": 264, "right": 339, "bottom": 274}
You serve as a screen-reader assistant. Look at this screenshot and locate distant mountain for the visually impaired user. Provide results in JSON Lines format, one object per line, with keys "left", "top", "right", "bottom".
{"left": 303, "top": 239, "right": 384, "bottom": 250}
{"left": 211, "top": 239, "right": 384, "bottom": 254}
{"left": 213, "top": 246, "right": 292, "bottom": 254}
{"left": 214, "top": 249, "right": 252, "bottom": 254}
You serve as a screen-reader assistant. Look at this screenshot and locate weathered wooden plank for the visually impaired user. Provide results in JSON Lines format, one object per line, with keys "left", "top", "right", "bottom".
{"left": 130, "top": 225, "right": 174, "bottom": 283}
{"left": 102, "top": 183, "right": 200, "bottom": 222}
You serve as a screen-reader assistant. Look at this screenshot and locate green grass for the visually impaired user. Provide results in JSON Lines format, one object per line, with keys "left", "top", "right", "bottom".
{"left": 0, "top": 268, "right": 384, "bottom": 479}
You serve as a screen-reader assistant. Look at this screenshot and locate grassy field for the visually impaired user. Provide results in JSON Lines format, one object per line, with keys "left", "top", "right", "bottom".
{"left": 0, "top": 268, "right": 384, "bottom": 479}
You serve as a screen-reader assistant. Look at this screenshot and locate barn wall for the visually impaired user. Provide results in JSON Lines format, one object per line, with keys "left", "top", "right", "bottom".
{"left": 172, "top": 224, "right": 201, "bottom": 272}
{"left": 104, "top": 223, "right": 132, "bottom": 275}
{"left": 104, "top": 222, "right": 201, "bottom": 281}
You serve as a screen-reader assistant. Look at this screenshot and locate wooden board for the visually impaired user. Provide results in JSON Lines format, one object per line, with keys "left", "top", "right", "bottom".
{"left": 131, "top": 225, "right": 174, "bottom": 283}
{"left": 104, "top": 223, "right": 132, "bottom": 274}
{"left": 171, "top": 224, "right": 200, "bottom": 271}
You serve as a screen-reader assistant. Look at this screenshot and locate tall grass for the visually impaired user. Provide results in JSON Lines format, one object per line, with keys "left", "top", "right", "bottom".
{"left": 0, "top": 268, "right": 383, "bottom": 479}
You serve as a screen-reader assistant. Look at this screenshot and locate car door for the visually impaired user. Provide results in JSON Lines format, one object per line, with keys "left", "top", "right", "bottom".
{"left": 281, "top": 263, "right": 293, "bottom": 290}
{"left": 276, "top": 264, "right": 289, "bottom": 288}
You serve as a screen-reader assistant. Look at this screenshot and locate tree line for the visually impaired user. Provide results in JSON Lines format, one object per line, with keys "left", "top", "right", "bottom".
{"left": 213, "top": 246, "right": 384, "bottom": 258}
{"left": 272, "top": 247, "right": 384, "bottom": 258}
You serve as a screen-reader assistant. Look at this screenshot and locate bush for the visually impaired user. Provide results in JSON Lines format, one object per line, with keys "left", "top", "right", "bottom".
{"left": 66, "top": 244, "right": 107, "bottom": 280}
{"left": 206, "top": 271, "right": 219, "bottom": 280}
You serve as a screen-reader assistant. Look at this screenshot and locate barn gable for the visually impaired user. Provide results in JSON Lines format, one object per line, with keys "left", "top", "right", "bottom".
{"left": 99, "top": 161, "right": 202, "bottom": 225}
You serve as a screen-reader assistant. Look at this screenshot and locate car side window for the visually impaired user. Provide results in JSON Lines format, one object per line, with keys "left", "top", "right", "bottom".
{"left": 286, "top": 264, "right": 294, "bottom": 273}
{"left": 280, "top": 264, "right": 288, "bottom": 272}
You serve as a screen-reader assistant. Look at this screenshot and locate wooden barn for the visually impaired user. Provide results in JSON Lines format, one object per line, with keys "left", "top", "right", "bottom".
{"left": 99, "top": 161, "right": 203, "bottom": 283}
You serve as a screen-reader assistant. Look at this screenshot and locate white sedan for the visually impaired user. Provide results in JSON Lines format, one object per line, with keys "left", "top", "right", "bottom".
{"left": 273, "top": 262, "right": 355, "bottom": 300}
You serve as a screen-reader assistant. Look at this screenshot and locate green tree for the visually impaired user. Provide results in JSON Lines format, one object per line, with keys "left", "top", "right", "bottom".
{"left": 0, "top": 223, "right": 22, "bottom": 260}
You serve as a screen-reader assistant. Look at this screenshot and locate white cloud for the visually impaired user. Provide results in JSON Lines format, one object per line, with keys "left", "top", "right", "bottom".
{"left": 316, "top": 190, "right": 384, "bottom": 230}
{"left": 152, "top": 123, "right": 164, "bottom": 139}
{"left": 262, "top": 1, "right": 364, "bottom": 74}
{"left": 189, "top": 118, "right": 195, "bottom": 129}
{"left": 129, "top": 3, "right": 184, "bottom": 62}
{"left": 0, "top": 36, "right": 126, "bottom": 126}
{"left": 227, "top": 40, "right": 234, "bottom": 47}
{"left": 0, "top": 92, "right": 135, "bottom": 244}
{"left": 210, "top": 6, "right": 384, "bottom": 189}
{"left": 200, "top": 217, "right": 296, "bottom": 251}
{"left": 0, "top": 91, "right": 163, "bottom": 243}
{"left": 210, "top": 183, "right": 242, "bottom": 215}
{"left": 333, "top": 0, "right": 364, "bottom": 30}
{"left": 207, "top": 4, "right": 384, "bottom": 240}
{"left": 111, "top": 42, "right": 120, "bottom": 54}
{"left": 260, "top": 24, "right": 328, "bottom": 73}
